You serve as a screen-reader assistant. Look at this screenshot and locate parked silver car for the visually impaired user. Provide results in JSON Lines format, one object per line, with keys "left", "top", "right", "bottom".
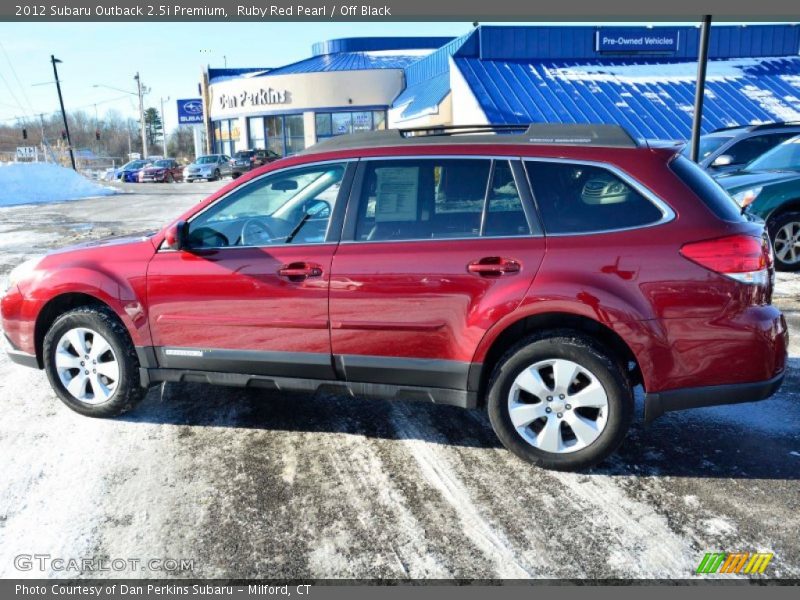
{"left": 681, "top": 122, "right": 800, "bottom": 175}
{"left": 185, "top": 154, "right": 232, "bottom": 182}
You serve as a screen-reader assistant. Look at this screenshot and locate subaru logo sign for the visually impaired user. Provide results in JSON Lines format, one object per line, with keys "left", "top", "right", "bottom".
{"left": 177, "top": 98, "right": 204, "bottom": 124}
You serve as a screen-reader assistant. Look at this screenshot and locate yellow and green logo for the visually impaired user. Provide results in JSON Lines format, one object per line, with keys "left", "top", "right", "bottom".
{"left": 696, "top": 552, "right": 773, "bottom": 575}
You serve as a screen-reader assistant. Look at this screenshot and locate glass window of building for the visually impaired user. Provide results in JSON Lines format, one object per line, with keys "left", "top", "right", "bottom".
{"left": 248, "top": 117, "right": 265, "bottom": 150}
{"left": 213, "top": 119, "right": 239, "bottom": 155}
{"left": 316, "top": 110, "right": 388, "bottom": 141}
{"left": 284, "top": 115, "right": 306, "bottom": 156}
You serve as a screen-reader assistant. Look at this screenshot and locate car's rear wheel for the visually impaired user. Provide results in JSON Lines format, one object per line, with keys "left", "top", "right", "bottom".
{"left": 487, "top": 332, "right": 633, "bottom": 471}
{"left": 769, "top": 211, "right": 800, "bottom": 271}
{"left": 43, "top": 306, "right": 146, "bottom": 418}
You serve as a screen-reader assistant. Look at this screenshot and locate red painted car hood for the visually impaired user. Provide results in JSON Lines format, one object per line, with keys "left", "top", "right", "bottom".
{"left": 47, "top": 232, "right": 156, "bottom": 256}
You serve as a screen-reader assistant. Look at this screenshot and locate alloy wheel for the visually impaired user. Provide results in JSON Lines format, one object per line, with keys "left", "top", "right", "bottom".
{"left": 507, "top": 358, "right": 609, "bottom": 454}
{"left": 55, "top": 327, "right": 120, "bottom": 404}
{"left": 773, "top": 221, "right": 800, "bottom": 265}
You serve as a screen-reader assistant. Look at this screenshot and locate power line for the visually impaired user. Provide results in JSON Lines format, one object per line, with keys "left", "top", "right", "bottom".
{"left": 0, "top": 40, "right": 36, "bottom": 118}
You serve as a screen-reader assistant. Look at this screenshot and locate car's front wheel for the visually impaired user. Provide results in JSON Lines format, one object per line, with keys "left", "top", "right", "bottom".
{"left": 769, "top": 211, "right": 800, "bottom": 271}
{"left": 487, "top": 332, "right": 633, "bottom": 471}
{"left": 43, "top": 306, "right": 146, "bottom": 418}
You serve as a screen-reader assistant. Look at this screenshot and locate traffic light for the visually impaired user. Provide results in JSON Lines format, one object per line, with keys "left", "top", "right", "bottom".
{"left": 22, "top": 128, "right": 27, "bottom": 140}
{"left": 95, "top": 130, "right": 100, "bottom": 140}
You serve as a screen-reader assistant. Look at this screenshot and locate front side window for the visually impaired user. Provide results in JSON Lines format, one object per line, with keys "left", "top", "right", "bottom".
{"left": 745, "top": 135, "right": 800, "bottom": 172}
{"left": 185, "top": 163, "right": 346, "bottom": 248}
{"left": 525, "top": 161, "right": 665, "bottom": 234}
{"left": 353, "top": 159, "right": 532, "bottom": 242}
{"left": 725, "top": 133, "right": 797, "bottom": 166}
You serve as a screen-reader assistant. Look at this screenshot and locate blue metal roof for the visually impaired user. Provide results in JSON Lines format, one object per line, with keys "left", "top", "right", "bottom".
{"left": 475, "top": 24, "right": 800, "bottom": 61}
{"left": 453, "top": 56, "right": 800, "bottom": 140}
{"left": 312, "top": 37, "right": 452, "bottom": 57}
{"left": 392, "top": 73, "right": 451, "bottom": 121}
{"left": 267, "top": 52, "right": 424, "bottom": 75}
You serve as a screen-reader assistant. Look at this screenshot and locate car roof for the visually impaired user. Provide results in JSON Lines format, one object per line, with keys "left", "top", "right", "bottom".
{"left": 302, "top": 123, "right": 639, "bottom": 156}
{"left": 711, "top": 121, "right": 800, "bottom": 135}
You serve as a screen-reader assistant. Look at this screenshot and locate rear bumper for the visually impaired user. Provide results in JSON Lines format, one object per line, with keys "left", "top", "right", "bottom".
{"left": 643, "top": 371, "right": 785, "bottom": 423}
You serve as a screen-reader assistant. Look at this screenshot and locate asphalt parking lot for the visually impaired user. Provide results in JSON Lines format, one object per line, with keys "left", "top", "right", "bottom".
{"left": 0, "top": 181, "right": 798, "bottom": 580}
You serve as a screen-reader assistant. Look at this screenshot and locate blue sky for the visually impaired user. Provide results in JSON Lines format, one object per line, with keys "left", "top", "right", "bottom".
{"left": 0, "top": 22, "right": 473, "bottom": 130}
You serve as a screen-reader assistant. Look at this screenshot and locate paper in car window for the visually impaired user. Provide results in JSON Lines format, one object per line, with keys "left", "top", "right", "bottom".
{"left": 374, "top": 167, "right": 419, "bottom": 222}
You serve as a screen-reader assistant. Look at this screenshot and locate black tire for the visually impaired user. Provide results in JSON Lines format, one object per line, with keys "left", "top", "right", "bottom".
{"left": 486, "top": 331, "right": 633, "bottom": 471}
{"left": 767, "top": 211, "right": 800, "bottom": 272}
{"left": 43, "top": 306, "right": 146, "bottom": 418}
{"left": 213, "top": 169, "right": 220, "bottom": 181}
{"left": 166, "top": 172, "right": 174, "bottom": 183}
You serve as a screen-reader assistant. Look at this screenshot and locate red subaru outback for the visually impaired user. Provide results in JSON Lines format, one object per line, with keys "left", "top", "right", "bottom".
{"left": 1, "top": 124, "right": 788, "bottom": 470}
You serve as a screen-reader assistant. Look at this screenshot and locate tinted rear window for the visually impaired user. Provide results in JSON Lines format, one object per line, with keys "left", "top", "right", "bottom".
{"left": 525, "top": 161, "right": 665, "bottom": 234}
{"left": 670, "top": 155, "right": 745, "bottom": 222}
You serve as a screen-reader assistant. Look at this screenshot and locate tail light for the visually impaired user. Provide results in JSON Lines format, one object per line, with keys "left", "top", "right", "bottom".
{"left": 680, "top": 234, "right": 769, "bottom": 285}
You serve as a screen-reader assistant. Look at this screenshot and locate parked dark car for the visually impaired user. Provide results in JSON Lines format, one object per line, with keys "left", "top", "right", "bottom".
{"left": 138, "top": 159, "right": 184, "bottom": 183}
{"left": 2, "top": 124, "right": 786, "bottom": 471}
{"left": 119, "top": 159, "right": 153, "bottom": 183}
{"left": 682, "top": 122, "right": 800, "bottom": 175}
{"left": 230, "top": 149, "right": 280, "bottom": 178}
{"left": 717, "top": 135, "right": 800, "bottom": 270}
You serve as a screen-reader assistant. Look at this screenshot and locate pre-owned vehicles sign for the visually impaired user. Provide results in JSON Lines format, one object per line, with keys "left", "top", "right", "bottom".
{"left": 596, "top": 27, "right": 680, "bottom": 53}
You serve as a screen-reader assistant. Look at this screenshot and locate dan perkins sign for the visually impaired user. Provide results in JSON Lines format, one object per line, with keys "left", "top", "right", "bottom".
{"left": 596, "top": 28, "right": 680, "bottom": 53}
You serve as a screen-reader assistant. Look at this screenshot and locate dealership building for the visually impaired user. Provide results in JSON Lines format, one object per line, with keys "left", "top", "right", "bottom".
{"left": 198, "top": 23, "right": 800, "bottom": 156}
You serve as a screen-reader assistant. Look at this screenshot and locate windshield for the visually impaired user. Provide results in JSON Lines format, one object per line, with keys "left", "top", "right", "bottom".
{"left": 127, "top": 160, "right": 147, "bottom": 169}
{"left": 680, "top": 135, "right": 733, "bottom": 160}
{"left": 234, "top": 151, "right": 253, "bottom": 158}
{"left": 196, "top": 156, "right": 219, "bottom": 164}
{"left": 153, "top": 160, "right": 171, "bottom": 168}
{"left": 745, "top": 136, "right": 800, "bottom": 172}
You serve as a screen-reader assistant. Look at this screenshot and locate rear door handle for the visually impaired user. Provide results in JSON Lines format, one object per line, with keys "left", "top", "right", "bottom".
{"left": 467, "top": 257, "right": 521, "bottom": 277}
{"left": 278, "top": 262, "right": 323, "bottom": 281}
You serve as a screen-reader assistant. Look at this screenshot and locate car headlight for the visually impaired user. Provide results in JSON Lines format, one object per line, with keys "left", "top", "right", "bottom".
{"left": 731, "top": 187, "right": 763, "bottom": 208}
{"left": 3, "top": 256, "right": 42, "bottom": 294}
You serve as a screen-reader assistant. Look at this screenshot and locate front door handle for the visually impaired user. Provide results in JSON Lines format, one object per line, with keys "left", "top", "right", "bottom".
{"left": 467, "top": 257, "right": 521, "bottom": 277}
{"left": 278, "top": 262, "right": 323, "bottom": 282}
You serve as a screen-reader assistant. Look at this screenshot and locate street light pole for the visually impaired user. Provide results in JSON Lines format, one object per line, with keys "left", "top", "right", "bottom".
{"left": 160, "top": 96, "right": 170, "bottom": 156}
{"left": 50, "top": 55, "right": 76, "bottom": 170}
{"left": 134, "top": 72, "right": 148, "bottom": 158}
{"left": 690, "top": 15, "right": 713, "bottom": 163}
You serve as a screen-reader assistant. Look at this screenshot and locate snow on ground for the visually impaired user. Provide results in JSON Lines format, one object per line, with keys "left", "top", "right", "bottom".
{"left": 0, "top": 162, "right": 118, "bottom": 207}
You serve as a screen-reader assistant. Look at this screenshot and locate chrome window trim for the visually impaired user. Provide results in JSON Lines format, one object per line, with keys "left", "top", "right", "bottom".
{"left": 159, "top": 159, "right": 352, "bottom": 252}
{"left": 522, "top": 157, "right": 676, "bottom": 237}
{"left": 342, "top": 155, "right": 542, "bottom": 245}
{"left": 338, "top": 234, "right": 541, "bottom": 246}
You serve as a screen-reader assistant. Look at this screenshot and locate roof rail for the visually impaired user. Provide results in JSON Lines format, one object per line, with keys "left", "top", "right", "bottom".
{"left": 302, "top": 123, "right": 639, "bottom": 154}
{"left": 711, "top": 121, "right": 800, "bottom": 133}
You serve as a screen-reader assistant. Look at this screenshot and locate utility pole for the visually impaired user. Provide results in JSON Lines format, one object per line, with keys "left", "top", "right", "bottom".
{"left": 50, "top": 55, "right": 76, "bottom": 170}
{"left": 690, "top": 16, "right": 712, "bottom": 163}
{"left": 134, "top": 72, "right": 148, "bottom": 158}
{"left": 160, "top": 96, "right": 170, "bottom": 156}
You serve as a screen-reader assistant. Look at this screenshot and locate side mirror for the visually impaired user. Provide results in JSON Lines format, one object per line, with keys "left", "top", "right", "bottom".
{"left": 164, "top": 220, "right": 187, "bottom": 251}
{"left": 712, "top": 154, "right": 734, "bottom": 167}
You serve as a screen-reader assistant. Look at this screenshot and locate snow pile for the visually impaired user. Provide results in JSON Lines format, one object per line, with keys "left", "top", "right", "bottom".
{"left": 0, "top": 162, "right": 118, "bottom": 208}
